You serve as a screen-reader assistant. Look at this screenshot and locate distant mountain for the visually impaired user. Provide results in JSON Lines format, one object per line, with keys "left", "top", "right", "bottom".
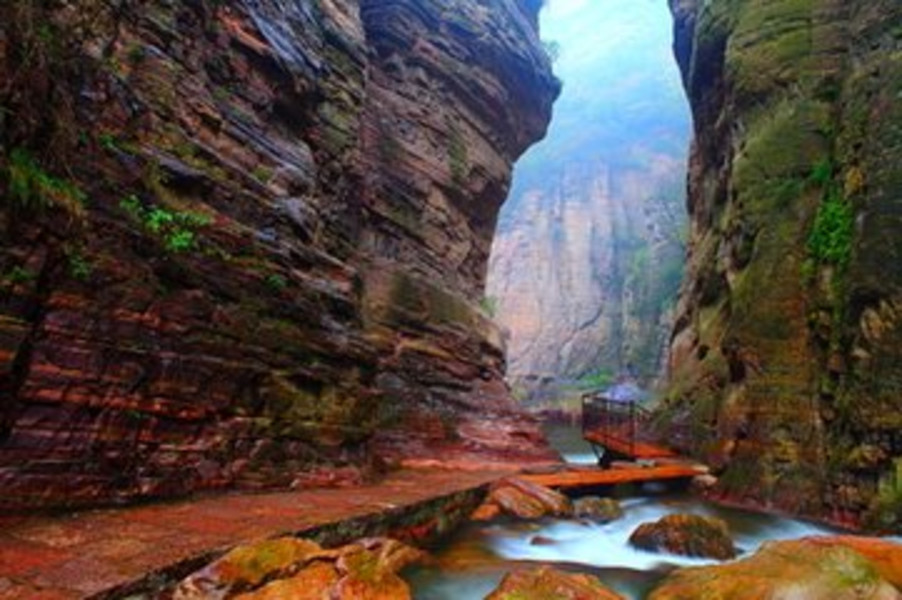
{"left": 487, "top": 0, "right": 690, "bottom": 405}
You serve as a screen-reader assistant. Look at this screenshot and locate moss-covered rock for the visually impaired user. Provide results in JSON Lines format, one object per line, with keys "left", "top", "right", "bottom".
{"left": 486, "top": 566, "right": 625, "bottom": 600}
{"left": 628, "top": 514, "right": 737, "bottom": 560}
{"left": 649, "top": 537, "right": 902, "bottom": 600}
{"left": 573, "top": 497, "right": 624, "bottom": 523}
{"left": 666, "top": 0, "right": 902, "bottom": 529}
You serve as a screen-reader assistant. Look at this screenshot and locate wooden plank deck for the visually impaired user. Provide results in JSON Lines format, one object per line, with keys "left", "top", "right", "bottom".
{"left": 584, "top": 429, "right": 677, "bottom": 460}
{"left": 521, "top": 463, "right": 703, "bottom": 490}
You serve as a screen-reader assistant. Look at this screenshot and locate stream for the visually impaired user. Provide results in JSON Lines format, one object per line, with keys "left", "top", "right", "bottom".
{"left": 407, "top": 424, "right": 838, "bottom": 599}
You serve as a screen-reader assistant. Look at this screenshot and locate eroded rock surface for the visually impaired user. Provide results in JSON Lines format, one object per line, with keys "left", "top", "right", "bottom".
{"left": 628, "top": 513, "right": 737, "bottom": 560}
{"left": 573, "top": 496, "right": 623, "bottom": 523}
{"left": 478, "top": 477, "right": 573, "bottom": 520}
{"left": 0, "top": 0, "right": 558, "bottom": 508}
{"left": 486, "top": 566, "right": 625, "bottom": 600}
{"left": 649, "top": 537, "right": 902, "bottom": 600}
{"left": 663, "top": 0, "right": 902, "bottom": 529}
{"left": 176, "top": 537, "right": 424, "bottom": 600}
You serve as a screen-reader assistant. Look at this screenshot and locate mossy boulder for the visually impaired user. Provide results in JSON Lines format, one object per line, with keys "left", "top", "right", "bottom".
{"left": 628, "top": 514, "right": 737, "bottom": 560}
{"left": 174, "top": 537, "right": 328, "bottom": 599}
{"left": 573, "top": 496, "right": 623, "bottom": 523}
{"left": 177, "top": 537, "right": 425, "bottom": 600}
{"left": 486, "top": 566, "right": 625, "bottom": 600}
{"left": 649, "top": 537, "right": 902, "bottom": 600}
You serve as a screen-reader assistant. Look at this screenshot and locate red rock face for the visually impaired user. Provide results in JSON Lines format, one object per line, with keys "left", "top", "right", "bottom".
{"left": 0, "top": 0, "right": 559, "bottom": 509}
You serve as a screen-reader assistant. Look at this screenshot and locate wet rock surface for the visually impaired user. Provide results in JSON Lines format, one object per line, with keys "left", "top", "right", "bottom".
{"left": 664, "top": 0, "right": 902, "bottom": 529}
{"left": 573, "top": 496, "right": 624, "bottom": 523}
{"left": 0, "top": 0, "right": 558, "bottom": 509}
{"left": 486, "top": 566, "right": 625, "bottom": 600}
{"left": 649, "top": 537, "right": 902, "bottom": 600}
{"left": 628, "top": 513, "right": 737, "bottom": 560}
{"left": 0, "top": 467, "right": 495, "bottom": 598}
{"left": 479, "top": 477, "right": 574, "bottom": 520}
{"left": 176, "top": 537, "right": 424, "bottom": 600}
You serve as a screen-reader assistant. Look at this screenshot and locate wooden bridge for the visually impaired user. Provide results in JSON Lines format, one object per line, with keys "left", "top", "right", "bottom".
{"left": 581, "top": 391, "right": 678, "bottom": 464}
{"left": 521, "top": 392, "right": 704, "bottom": 491}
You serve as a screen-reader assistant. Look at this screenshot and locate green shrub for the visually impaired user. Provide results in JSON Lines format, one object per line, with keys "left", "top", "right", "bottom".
{"left": 809, "top": 158, "right": 833, "bottom": 186}
{"left": 479, "top": 296, "right": 498, "bottom": 318}
{"left": 2, "top": 266, "right": 37, "bottom": 285}
{"left": 265, "top": 273, "right": 288, "bottom": 292}
{"left": 119, "top": 194, "right": 212, "bottom": 253}
{"left": 866, "top": 459, "right": 902, "bottom": 530}
{"left": 5, "top": 148, "right": 86, "bottom": 216}
{"left": 808, "top": 186, "right": 854, "bottom": 267}
{"left": 66, "top": 250, "right": 92, "bottom": 281}
{"left": 579, "top": 369, "right": 615, "bottom": 390}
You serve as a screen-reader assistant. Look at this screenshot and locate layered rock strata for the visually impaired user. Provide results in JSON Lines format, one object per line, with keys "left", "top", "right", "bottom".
{"left": 0, "top": 0, "right": 558, "bottom": 508}
{"left": 666, "top": 0, "right": 902, "bottom": 528}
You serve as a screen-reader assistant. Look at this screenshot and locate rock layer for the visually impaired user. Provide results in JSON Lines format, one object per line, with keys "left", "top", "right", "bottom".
{"left": 0, "top": 0, "right": 558, "bottom": 508}
{"left": 664, "top": 0, "right": 902, "bottom": 528}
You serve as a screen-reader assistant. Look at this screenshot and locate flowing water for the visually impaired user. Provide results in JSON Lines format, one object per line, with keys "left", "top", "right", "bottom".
{"left": 407, "top": 424, "right": 838, "bottom": 599}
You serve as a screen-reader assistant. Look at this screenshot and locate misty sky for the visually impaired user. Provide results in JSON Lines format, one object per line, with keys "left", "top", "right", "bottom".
{"left": 508, "top": 0, "right": 690, "bottom": 187}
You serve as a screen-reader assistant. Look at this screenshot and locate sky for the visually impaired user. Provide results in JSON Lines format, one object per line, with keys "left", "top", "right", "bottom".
{"left": 507, "top": 0, "right": 691, "bottom": 190}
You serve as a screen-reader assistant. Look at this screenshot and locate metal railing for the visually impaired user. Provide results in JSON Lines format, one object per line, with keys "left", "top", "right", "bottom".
{"left": 581, "top": 392, "right": 655, "bottom": 459}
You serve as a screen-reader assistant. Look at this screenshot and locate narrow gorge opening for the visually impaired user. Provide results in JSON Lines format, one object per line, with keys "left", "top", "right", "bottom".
{"left": 487, "top": 0, "right": 692, "bottom": 411}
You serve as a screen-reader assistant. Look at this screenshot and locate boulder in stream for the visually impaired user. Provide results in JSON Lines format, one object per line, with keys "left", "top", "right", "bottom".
{"left": 175, "top": 537, "right": 424, "bottom": 599}
{"left": 628, "top": 513, "right": 737, "bottom": 560}
{"left": 573, "top": 496, "right": 623, "bottom": 523}
{"left": 649, "top": 537, "right": 902, "bottom": 600}
{"left": 486, "top": 566, "right": 625, "bottom": 599}
{"left": 479, "top": 477, "right": 573, "bottom": 520}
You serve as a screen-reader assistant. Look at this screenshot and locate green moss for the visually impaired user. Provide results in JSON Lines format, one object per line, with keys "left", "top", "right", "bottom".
{"left": 447, "top": 126, "right": 468, "bottom": 186}
{"left": 119, "top": 194, "right": 213, "bottom": 253}
{"left": 807, "top": 186, "right": 853, "bottom": 267}
{"left": 865, "top": 459, "right": 902, "bottom": 530}
{"left": 5, "top": 148, "right": 87, "bottom": 217}
{"left": 388, "top": 272, "right": 473, "bottom": 328}
{"left": 727, "top": 0, "right": 816, "bottom": 98}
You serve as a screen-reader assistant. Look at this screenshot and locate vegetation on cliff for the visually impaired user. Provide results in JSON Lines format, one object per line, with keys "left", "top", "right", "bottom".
{"left": 664, "top": 0, "right": 902, "bottom": 530}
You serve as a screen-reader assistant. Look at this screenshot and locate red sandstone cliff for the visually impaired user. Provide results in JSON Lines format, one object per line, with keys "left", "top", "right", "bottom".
{"left": 0, "top": 0, "right": 559, "bottom": 509}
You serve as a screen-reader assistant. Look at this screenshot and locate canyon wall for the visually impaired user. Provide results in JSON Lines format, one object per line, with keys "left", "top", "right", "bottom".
{"left": 0, "top": 0, "right": 558, "bottom": 509}
{"left": 667, "top": 0, "right": 902, "bottom": 529}
{"left": 488, "top": 0, "right": 689, "bottom": 407}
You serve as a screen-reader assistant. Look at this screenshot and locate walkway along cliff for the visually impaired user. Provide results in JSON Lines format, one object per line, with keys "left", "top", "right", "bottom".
{"left": 0, "top": 0, "right": 559, "bottom": 509}
{"left": 665, "top": 0, "right": 902, "bottom": 529}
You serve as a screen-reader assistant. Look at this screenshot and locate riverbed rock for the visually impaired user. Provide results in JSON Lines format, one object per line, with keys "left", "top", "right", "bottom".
{"left": 486, "top": 566, "right": 625, "bottom": 600}
{"left": 791, "top": 536, "right": 902, "bottom": 590}
{"left": 628, "top": 514, "right": 737, "bottom": 560}
{"left": 174, "top": 537, "right": 331, "bottom": 599}
{"left": 573, "top": 497, "right": 624, "bottom": 523}
{"left": 649, "top": 538, "right": 902, "bottom": 600}
{"left": 179, "top": 537, "right": 425, "bottom": 599}
{"left": 483, "top": 477, "right": 574, "bottom": 520}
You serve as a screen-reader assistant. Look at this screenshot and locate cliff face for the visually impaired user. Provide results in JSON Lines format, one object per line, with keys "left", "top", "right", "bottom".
{"left": 487, "top": 0, "right": 689, "bottom": 405}
{"left": 667, "top": 0, "right": 902, "bottom": 528}
{"left": 489, "top": 160, "right": 685, "bottom": 403}
{"left": 0, "top": 0, "right": 558, "bottom": 509}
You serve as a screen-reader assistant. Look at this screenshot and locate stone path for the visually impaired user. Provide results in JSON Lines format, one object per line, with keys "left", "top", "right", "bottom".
{"left": 0, "top": 467, "right": 517, "bottom": 599}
